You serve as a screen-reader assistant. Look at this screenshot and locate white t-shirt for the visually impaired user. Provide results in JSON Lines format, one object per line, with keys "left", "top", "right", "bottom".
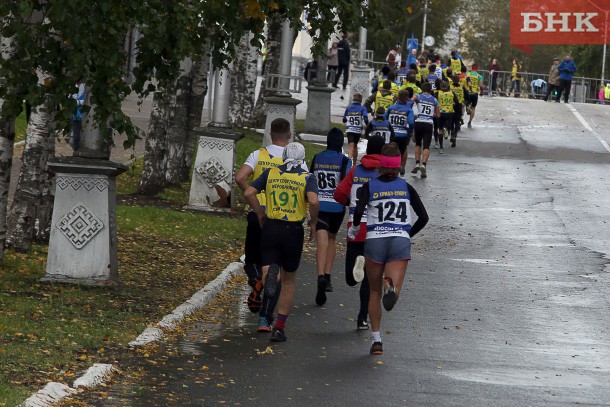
{"left": 244, "top": 144, "right": 309, "bottom": 172}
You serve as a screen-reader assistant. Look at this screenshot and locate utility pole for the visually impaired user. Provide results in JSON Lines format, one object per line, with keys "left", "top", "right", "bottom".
{"left": 421, "top": 0, "right": 429, "bottom": 53}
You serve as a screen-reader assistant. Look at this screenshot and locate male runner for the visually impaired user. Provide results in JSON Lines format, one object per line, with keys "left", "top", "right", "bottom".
{"left": 466, "top": 64, "right": 483, "bottom": 128}
{"left": 365, "top": 107, "right": 395, "bottom": 144}
{"left": 235, "top": 118, "right": 289, "bottom": 332}
{"left": 384, "top": 89, "right": 415, "bottom": 175}
{"left": 411, "top": 82, "right": 440, "bottom": 178}
{"left": 245, "top": 142, "right": 319, "bottom": 342}
{"left": 342, "top": 93, "right": 369, "bottom": 165}
{"left": 310, "top": 128, "right": 351, "bottom": 305}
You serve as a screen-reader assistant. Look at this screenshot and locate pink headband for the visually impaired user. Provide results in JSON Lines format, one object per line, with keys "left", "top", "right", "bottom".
{"left": 380, "top": 155, "right": 401, "bottom": 168}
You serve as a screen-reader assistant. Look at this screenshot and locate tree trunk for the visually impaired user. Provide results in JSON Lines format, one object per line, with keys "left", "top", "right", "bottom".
{"left": 137, "top": 84, "right": 174, "bottom": 195}
{"left": 0, "top": 120, "right": 15, "bottom": 262}
{"left": 181, "top": 52, "right": 211, "bottom": 181}
{"left": 164, "top": 58, "right": 193, "bottom": 186}
{"left": 7, "top": 78, "right": 55, "bottom": 251}
{"left": 230, "top": 32, "right": 259, "bottom": 127}
{"left": 252, "top": 15, "right": 284, "bottom": 126}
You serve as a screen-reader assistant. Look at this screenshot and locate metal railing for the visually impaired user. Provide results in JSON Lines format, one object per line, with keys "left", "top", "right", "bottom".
{"left": 265, "top": 73, "right": 303, "bottom": 94}
{"left": 478, "top": 70, "right": 607, "bottom": 104}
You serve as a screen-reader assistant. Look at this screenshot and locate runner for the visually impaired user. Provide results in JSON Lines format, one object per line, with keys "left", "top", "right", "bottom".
{"left": 411, "top": 82, "right": 440, "bottom": 178}
{"left": 466, "top": 64, "right": 483, "bottom": 128}
{"left": 235, "top": 118, "right": 289, "bottom": 332}
{"left": 364, "top": 80, "right": 395, "bottom": 117}
{"left": 244, "top": 142, "right": 319, "bottom": 342}
{"left": 450, "top": 74, "right": 468, "bottom": 147}
{"left": 310, "top": 128, "right": 351, "bottom": 306}
{"left": 436, "top": 81, "right": 459, "bottom": 155}
{"left": 333, "top": 136, "right": 385, "bottom": 330}
{"left": 365, "top": 107, "right": 395, "bottom": 144}
{"left": 384, "top": 89, "right": 414, "bottom": 175}
{"left": 342, "top": 93, "right": 369, "bottom": 166}
{"left": 350, "top": 143, "right": 428, "bottom": 355}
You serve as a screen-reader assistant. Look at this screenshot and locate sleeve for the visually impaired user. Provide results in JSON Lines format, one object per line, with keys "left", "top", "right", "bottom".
{"left": 364, "top": 94, "right": 375, "bottom": 112}
{"left": 407, "top": 109, "right": 414, "bottom": 127}
{"left": 364, "top": 122, "right": 372, "bottom": 137}
{"left": 333, "top": 166, "right": 355, "bottom": 205}
{"left": 362, "top": 106, "right": 369, "bottom": 124}
{"left": 341, "top": 156, "right": 352, "bottom": 179}
{"left": 244, "top": 149, "right": 260, "bottom": 170}
{"left": 309, "top": 155, "right": 316, "bottom": 174}
{"left": 343, "top": 108, "right": 348, "bottom": 123}
{"left": 407, "top": 183, "right": 429, "bottom": 237}
{"left": 305, "top": 174, "right": 319, "bottom": 194}
{"left": 384, "top": 107, "right": 391, "bottom": 120}
{"left": 352, "top": 182, "right": 371, "bottom": 226}
{"left": 250, "top": 168, "right": 271, "bottom": 192}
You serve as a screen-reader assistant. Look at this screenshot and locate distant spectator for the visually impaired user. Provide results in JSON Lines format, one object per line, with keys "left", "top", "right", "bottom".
{"left": 544, "top": 58, "right": 560, "bottom": 102}
{"left": 333, "top": 34, "right": 351, "bottom": 90}
{"left": 406, "top": 48, "right": 418, "bottom": 68}
{"left": 489, "top": 58, "right": 500, "bottom": 94}
{"left": 509, "top": 59, "right": 522, "bottom": 97}
{"left": 386, "top": 45, "right": 399, "bottom": 70}
{"left": 304, "top": 59, "right": 318, "bottom": 83}
{"left": 555, "top": 54, "right": 576, "bottom": 103}
{"left": 326, "top": 42, "right": 338, "bottom": 82}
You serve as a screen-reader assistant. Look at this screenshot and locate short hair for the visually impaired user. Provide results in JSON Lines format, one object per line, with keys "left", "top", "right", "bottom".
{"left": 407, "top": 73, "right": 416, "bottom": 83}
{"left": 421, "top": 82, "right": 432, "bottom": 92}
{"left": 375, "top": 106, "right": 385, "bottom": 116}
{"left": 366, "top": 135, "right": 385, "bottom": 155}
{"left": 353, "top": 92, "right": 362, "bottom": 102}
{"left": 382, "top": 80, "right": 392, "bottom": 90}
{"left": 270, "top": 118, "right": 291, "bottom": 141}
{"left": 409, "top": 63, "right": 418, "bottom": 70}
{"left": 398, "top": 89, "right": 409, "bottom": 102}
{"left": 440, "top": 81, "right": 449, "bottom": 91}
{"left": 387, "top": 72, "right": 396, "bottom": 81}
{"left": 471, "top": 64, "right": 478, "bottom": 70}
{"left": 405, "top": 87, "right": 414, "bottom": 98}
{"left": 381, "top": 66, "right": 391, "bottom": 75}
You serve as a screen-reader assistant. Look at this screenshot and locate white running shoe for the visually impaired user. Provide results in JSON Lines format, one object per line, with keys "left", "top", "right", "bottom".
{"left": 353, "top": 255, "right": 365, "bottom": 283}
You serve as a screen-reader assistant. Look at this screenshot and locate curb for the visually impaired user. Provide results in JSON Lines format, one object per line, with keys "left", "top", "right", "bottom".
{"left": 14, "top": 140, "right": 25, "bottom": 147}
{"left": 22, "top": 261, "right": 244, "bottom": 406}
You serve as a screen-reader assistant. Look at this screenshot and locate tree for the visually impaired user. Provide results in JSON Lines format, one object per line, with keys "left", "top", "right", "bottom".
{"left": 6, "top": 70, "right": 55, "bottom": 251}
{"left": 230, "top": 32, "right": 259, "bottom": 127}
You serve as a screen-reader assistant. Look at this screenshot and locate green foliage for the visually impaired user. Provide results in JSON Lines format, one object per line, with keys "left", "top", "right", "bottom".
{"left": 0, "top": 0, "right": 382, "bottom": 148}
{"left": 366, "top": 0, "right": 462, "bottom": 62}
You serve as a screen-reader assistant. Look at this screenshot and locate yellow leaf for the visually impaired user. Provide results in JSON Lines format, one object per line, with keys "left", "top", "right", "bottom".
{"left": 377, "top": 361, "right": 383, "bottom": 365}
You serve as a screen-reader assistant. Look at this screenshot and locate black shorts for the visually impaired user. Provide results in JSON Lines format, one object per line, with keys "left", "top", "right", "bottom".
{"left": 414, "top": 121, "right": 434, "bottom": 150}
{"left": 394, "top": 135, "right": 410, "bottom": 157}
{"left": 260, "top": 219, "right": 304, "bottom": 272}
{"left": 244, "top": 211, "right": 262, "bottom": 267}
{"left": 468, "top": 92, "right": 479, "bottom": 107}
{"left": 316, "top": 210, "right": 345, "bottom": 234}
{"left": 347, "top": 132, "right": 361, "bottom": 145}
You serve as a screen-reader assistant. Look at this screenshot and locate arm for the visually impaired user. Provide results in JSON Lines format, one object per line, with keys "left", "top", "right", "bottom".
{"left": 352, "top": 182, "right": 371, "bottom": 227}
{"left": 245, "top": 169, "right": 270, "bottom": 225}
{"left": 342, "top": 108, "right": 348, "bottom": 123}
{"left": 407, "top": 109, "right": 414, "bottom": 127}
{"left": 362, "top": 107, "right": 369, "bottom": 125}
{"left": 235, "top": 164, "right": 254, "bottom": 192}
{"left": 364, "top": 94, "right": 375, "bottom": 114}
{"left": 407, "top": 184, "right": 429, "bottom": 237}
{"left": 364, "top": 122, "right": 372, "bottom": 137}
{"left": 306, "top": 176, "right": 319, "bottom": 240}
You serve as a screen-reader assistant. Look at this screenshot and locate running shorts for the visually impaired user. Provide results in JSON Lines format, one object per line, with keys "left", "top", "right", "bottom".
{"left": 364, "top": 236, "right": 411, "bottom": 264}
{"left": 260, "top": 219, "right": 305, "bottom": 272}
{"left": 317, "top": 210, "right": 346, "bottom": 234}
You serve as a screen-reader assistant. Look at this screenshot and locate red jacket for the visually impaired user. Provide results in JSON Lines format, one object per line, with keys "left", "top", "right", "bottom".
{"left": 334, "top": 154, "right": 381, "bottom": 242}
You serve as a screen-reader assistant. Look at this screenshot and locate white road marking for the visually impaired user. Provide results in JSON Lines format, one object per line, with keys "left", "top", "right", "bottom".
{"left": 567, "top": 104, "right": 610, "bottom": 154}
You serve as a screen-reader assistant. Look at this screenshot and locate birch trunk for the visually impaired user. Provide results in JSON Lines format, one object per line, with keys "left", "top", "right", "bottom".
{"left": 229, "top": 32, "right": 259, "bottom": 127}
{"left": 7, "top": 74, "right": 55, "bottom": 251}
{"left": 137, "top": 84, "right": 174, "bottom": 195}
{"left": 252, "top": 15, "right": 283, "bottom": 126}
{"left": 181, "top": 53, "right": 210, "bottom": 181}
{"left": 0, "top": 32, "right": 17, "bottom": 262}
{"left": 164, "top": 58, "right": 193, "bottom": 186}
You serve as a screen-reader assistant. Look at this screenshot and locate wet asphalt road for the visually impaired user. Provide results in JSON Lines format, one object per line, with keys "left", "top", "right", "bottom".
{"left": 81, "top": 97, "right": 610, "bottom": 406}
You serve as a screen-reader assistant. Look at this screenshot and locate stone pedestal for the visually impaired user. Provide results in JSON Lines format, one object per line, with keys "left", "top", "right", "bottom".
{"left": 350, "top": 65, "right": 372, "bottom": 102}
{"left": 304, "top": 86, "right": 335, "bottom": 134}
{"left": 186, "top": 127, "right": 243, "bottom": 212}
{"left": 263, "top": 96, "right": 301, "bottom": 146}
{"left": 43, "top": 158, "right": 127, "bottom": 286}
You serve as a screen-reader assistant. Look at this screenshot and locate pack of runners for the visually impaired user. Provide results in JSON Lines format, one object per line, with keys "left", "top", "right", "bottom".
{"left": 236, "top": 51, "right": 483, "bottom": 355}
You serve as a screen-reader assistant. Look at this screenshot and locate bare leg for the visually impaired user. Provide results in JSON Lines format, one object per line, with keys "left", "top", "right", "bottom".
{"left": 366, "top": 259, "right": 384, "bottom": 333}
{"left": 383, "top": 260, "right": 408, "bottom": 298}
{"left": 277, "top": 269, "right": 296, "bottom": 315}
{"left": 325, "top": 233, "right": 337, "bottom": 275}
{"left": 316, "top": 230, "right": 328, "bottom": 277}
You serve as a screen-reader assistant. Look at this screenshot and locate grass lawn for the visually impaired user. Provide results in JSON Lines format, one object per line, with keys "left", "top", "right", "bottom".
{"left": 0, "top": 129, "right": 324, "bottom": 406}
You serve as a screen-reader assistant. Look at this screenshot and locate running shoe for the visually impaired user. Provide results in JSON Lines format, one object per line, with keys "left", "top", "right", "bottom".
{"left": 451, "top": 139, "right": 456, "bottom": 148}
{"left": 264, "top": 264, "right": 280, "bottom": 298}
{"left": 420, "top": 165, "right": 427, "bottom": 179}
{"left": 247, "top": 277, "right": 263, "bottom": 313}
{"left": 439, "top": 148, "right": 444, "bottom": 154}
{"left": 382, "top": 276, "right": 398, "bottom": 311}
{"left": 411, "top": 165, "right": 420, "bottom": 174}
{"left": 433, "top": 142, "right": 439, "bottom": 149}
{"left": 400, "top": 167, "right": 405, "bottom": 176}
{"left": 466, "top": 107, "right": 471, "bottom": 115}
{"left": 353, "top": 255, "right": 365, "bottom": 283}
{"left": 357, "top": 318, "right": 369, "bottom": 330}
{"left": 270, "top": 327, "right": 287, "bottom": 342}
{"left": 443, "top": 131, "right": 448, "bottom": 140}
{"left": 467, "top": 121, "right": 472, "bottom": 128}
{"left": 370, "top": 341, "right": 383, "bottom": 355}
{"left": 315, "top": 275, "right": 328, "bottom": 306}
{"left": 245, "top": 264, "right": 261, "bottom": 288}
{"left": 256, "top": 316, "right": 272, "bottom": 333}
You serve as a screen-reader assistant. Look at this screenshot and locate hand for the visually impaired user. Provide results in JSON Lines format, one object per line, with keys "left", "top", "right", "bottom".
{"left": 308, "top": 219, "right": 317, "bottom": 241}
{"left": 347, "top": 224, "right": 360, "bottom": 240}
{"left": 257, "top": 213, "right": 266, "bottom": 228}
